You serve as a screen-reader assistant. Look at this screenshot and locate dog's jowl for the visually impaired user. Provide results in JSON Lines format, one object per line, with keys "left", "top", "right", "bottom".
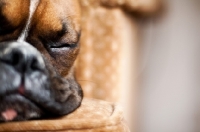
{"left": 0, "top": 0, "right": 83, "bottom": 121}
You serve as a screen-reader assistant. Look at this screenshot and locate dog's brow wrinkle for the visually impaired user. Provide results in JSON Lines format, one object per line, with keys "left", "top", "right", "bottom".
{"left": 18, "top": 0, "right": 40, "bottom": 42}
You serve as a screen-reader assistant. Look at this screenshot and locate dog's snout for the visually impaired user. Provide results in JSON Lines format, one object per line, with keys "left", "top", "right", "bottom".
{"left": 0, "top": 41, "right": 45, "bottom": 73}
{"left": 3, "top": 48, "right": 42, "bottom": 73}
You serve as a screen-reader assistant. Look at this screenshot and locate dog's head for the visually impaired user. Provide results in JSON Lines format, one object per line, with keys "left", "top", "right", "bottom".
{"left": 0, "top": 0, "right": 83, "bottom": 121}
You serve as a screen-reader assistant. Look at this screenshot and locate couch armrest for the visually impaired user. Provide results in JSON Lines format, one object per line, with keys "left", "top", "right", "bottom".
{"left": 0, "top": 98, "right": 130, "bottom": 132}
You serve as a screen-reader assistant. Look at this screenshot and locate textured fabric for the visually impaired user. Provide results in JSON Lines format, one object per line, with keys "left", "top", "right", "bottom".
{"left": 0, "top": 98, "right": 130, "bottom": 132}
{"left": 100, "top": 0, "right": 161, "bottom": 14}
{"left": 75, "top": 3, "right": 122, "bottom": 102}
{"left": 75, "top": 0, "right": 160, "bottom": 102}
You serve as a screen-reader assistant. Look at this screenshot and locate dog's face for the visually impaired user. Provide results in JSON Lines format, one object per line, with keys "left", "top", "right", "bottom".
{"left": 0, "top": 0, "right": 83, "bottom": 121}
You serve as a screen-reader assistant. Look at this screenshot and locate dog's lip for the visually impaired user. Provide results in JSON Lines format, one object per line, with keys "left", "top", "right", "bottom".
{"left": 18, "top": 84, "right": 25, "bottom": 95}
{"left": 0, "top": 93, "right": 43, "bottom": 121}
{"left": 4, "top": 92, "right": 39, "bottom": 107}
{"left": 0, "top": 93, "right": 39, "bottom": 110}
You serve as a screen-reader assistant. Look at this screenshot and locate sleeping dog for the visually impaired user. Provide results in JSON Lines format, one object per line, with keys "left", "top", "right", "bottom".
{"left": 0, "top": 0, "right": 83, "bottom": 121}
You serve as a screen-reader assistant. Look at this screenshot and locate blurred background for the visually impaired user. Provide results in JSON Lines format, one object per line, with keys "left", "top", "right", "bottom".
{"left": 138, "top": 0, "right": 200, "bottom": 132}
{"left": 77, "top": 0, "right": 200, "bottom": 132}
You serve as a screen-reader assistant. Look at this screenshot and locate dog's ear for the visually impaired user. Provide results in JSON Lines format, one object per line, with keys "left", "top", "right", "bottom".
{"left": 100, "top": 0, "right": 161, "bottom": 15}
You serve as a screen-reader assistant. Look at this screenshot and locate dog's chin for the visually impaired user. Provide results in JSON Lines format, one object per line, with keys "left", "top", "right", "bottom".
{"left": 0, "top": 94, "right": 44, "bottom": 122}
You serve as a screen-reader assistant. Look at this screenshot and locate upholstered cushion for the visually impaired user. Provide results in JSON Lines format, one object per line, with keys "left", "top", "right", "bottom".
{"left": 0, "top": 98, "right": 129, "bottom": 132}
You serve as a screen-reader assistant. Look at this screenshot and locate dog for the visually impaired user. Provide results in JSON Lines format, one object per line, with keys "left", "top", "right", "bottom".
{"left": 0, "top": 0, "right": 83, "bottom": 121}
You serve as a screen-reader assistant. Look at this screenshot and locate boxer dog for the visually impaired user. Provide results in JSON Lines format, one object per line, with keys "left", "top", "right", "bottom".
{"left": 0, "top": 0, "right": 83, "bottom": 121}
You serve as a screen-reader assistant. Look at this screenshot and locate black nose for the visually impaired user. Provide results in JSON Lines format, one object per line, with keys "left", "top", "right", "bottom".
{"left": 0, "top": 41, "right": 45, "bottom": 73}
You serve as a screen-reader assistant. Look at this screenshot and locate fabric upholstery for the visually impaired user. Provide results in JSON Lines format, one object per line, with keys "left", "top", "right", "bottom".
{"left": 0, "top": 98, "right": 130, "bottom": 132}
{"left": 75, "top": 0, "right": 160, "bottom": 102}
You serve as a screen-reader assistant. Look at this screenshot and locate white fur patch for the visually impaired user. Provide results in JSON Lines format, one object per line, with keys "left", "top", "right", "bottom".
{"left": 18, "top": 0, "right": 40, "bottom": 42}
{"left": 14, "top": 0, "right": 45, "bottom": 68}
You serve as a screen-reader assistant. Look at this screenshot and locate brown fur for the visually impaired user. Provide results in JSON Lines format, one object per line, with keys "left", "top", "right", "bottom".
{"left": 0, "top": 0, "right": 29, "bottom": 41}
{"left": 0, "top": 0, "right": 29, "bottom": 26}
{"left": 0, "top": 0, "right": 81, "bottom": 77}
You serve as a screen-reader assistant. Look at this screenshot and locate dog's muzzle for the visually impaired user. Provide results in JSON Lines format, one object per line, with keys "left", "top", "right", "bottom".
{"left": 0, "top": 41, "right": 45, "bottom": 74}
{"left": 0, "top": 41, "right": 83, "bottom": 122}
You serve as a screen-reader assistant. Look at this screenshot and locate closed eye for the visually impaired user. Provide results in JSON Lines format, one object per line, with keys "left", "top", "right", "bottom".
{"left": 49, "top": 43, "right": 78, "bottom": 49}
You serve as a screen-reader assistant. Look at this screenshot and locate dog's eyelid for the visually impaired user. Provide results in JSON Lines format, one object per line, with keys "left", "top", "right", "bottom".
{"left": 49, "top": 42, "right": 77, "bottom": 49}
{"left": 49, "top": 33, "right": 80, "bottom": 48}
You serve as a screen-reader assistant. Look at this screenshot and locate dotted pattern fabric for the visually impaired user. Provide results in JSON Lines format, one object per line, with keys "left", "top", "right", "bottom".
{"left": 75, "top": 1, "right": 123, "bottom": 102}
{"left": 0, "top": 98, "right": 130, "bottom": 132}
{"left": 76, "top": 0, "right": 160, "bottom": 102}
{"left": 75, "top": 0, "right": 159, "bottom": 102}
{"left": 100, "top": 0, "right": 161, "bottom": 14}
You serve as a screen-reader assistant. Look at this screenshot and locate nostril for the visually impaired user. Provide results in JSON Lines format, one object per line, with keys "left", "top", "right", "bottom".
{"left": 30, "top": 57, "right": 43, "bottom": 71}
{"left": 11, "top": 51, "right": 23, "bottom": 66}
{"left": 1, "top": 49, "right": 44, "bottom": 73}
{"left": 0, "top": 41, "right": 45, "bottom": 74}
{"left": 1, "top": 50, "right": 24, "bottom": 67}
